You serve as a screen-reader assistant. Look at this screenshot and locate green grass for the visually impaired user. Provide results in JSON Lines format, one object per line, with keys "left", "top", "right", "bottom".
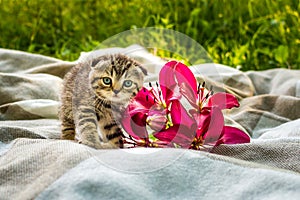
{"left": 0, "top": 0, "right": 299, "bottom": 70}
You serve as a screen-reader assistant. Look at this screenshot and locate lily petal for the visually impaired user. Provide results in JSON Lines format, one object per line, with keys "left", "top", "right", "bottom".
{"left": 133, "top": 87, "right": 155, "bottom": 109}
{"left": 121, "top": 110, "right": 148, "bottom": 140}
{"left": 126, "top": 87, "right": 156, "bottom": 117}
{"left": 172, "top": 61, "right": 198, "bottom": 95}
{"left": 159, "top": 61, "right": 197, "bottom": 104}
{"left": 147, "top": 106, "right": 167, "bottom": 131}
{"left": 190, "top": 108, "right": 211, "bottom": 138}
{"left": 202, "top": 107, "right": 225, "bottom": 146}
{"left": 206, "top": 92, "right": 239, "bottom": 110}
{"left": 171, "top": 100, "right": 197, "bottom": 130}
{"left": 154, "top": 125, "right": 195, "bottom": 148}
{"left": 153, "top": 126, "right": 177, "bottom": 142}
{"left": 179, "top": 82, "right": 198, "bottom": 108}
{"left": 159, "top": 61, "right": 179, "bottom": 103}
{"left": 215, "top": 126, "right": 250, "bottom": 146}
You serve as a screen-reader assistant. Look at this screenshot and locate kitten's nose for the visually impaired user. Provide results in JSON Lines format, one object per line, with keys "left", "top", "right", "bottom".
{"left": 113, "top": 89, "right": 120, "bottom": 95}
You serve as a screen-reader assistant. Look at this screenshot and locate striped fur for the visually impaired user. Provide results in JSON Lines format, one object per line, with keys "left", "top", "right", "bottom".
{"left": 59, "top": 54, "right": 146, "bottom": 149}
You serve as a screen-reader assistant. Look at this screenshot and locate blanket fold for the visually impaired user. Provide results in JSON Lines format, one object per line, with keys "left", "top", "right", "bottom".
{"left": 0, "top": 45, "right": 299, "bottom": 199}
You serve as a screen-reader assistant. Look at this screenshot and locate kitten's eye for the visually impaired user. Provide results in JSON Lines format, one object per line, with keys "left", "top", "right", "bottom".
{"left": 123, "top": 80, "right": 133, "bottom": 88}
{"left": 102, "top": 77, "right": 112, "bottom": 85}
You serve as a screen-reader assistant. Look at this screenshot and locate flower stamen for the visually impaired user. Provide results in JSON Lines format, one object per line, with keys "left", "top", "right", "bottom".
{"left": 148, "top": 84, "right": 167, "bottom": 109}
{"left": 197, "top": 83, "right": 201, "bottom": 94}
{"left": 205, "top": 92, "right": 210, "bottom": 99}
{"left": 190, "top": 135, "right": 205, "bottom": 150}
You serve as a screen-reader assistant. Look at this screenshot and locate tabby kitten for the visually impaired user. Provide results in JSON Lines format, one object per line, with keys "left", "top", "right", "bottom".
{"left": 59, "top": 54, "right": 147, "bottom": 149}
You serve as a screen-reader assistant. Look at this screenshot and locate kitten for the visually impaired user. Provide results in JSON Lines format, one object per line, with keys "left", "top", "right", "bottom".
{"left": 59, "top": 54, "right": 147, "bottom": 149}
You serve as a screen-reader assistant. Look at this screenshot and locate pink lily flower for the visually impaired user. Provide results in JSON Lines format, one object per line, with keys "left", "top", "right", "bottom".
{"left": 165, "top": 61, "right": 250, "bottom": 149}
{"left": 121, "top": 60, "right": 250, "bottom": 149}
{"left": 121, "top": 87, "right": 167, "bottom": 147}
{"left": 121, "top": 61, "right": 196, "bottom": 147}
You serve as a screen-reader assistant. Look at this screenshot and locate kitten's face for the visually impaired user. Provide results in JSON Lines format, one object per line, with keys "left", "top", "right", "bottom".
{"left": 89, "top": 54, "right": 146, "bottom": 106}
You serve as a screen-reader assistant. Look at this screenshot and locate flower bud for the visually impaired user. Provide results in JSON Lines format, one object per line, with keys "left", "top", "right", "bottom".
{"left": 146, "top": 114, "right": 167, "bottom": 131}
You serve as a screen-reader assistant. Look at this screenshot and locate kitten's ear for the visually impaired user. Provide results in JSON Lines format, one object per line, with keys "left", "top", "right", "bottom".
{"left": 91, "top": 58, "right": 101, "bottom": 67}
{"left": 139, "top": 65, "right": 148, "bottom": 75}
{"left": 90, "top": 57, "right": 110, "bottom": 69}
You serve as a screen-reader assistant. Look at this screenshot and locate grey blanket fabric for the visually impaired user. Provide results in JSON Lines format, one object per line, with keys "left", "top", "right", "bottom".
{"left": 0, "top": 46, "right": 299, "bottom": 200}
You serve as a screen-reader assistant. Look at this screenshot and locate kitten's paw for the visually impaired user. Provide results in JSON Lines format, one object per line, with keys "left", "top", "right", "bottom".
{"left": 99, "top": 142, "right": 119, "bottom": 149}
{"left": 79, "top": 140, "right": 118, "bottom": 149}
{"left": 61, "top": 131, "right": 75, "bottom": 140}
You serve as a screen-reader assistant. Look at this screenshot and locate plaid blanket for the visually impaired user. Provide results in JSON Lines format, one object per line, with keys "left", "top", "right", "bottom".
{"left": 0, "top": 46, "right": 299, "bottom": 200}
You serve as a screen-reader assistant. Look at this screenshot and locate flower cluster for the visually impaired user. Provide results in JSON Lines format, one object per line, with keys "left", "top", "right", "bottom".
{"left": 121, "top": 61, "right": 250, "bottom": 150}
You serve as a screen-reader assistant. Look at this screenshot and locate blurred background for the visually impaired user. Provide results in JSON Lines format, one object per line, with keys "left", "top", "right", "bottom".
{"left": 0, "top": 0, "right": 299, "bottom": 70}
